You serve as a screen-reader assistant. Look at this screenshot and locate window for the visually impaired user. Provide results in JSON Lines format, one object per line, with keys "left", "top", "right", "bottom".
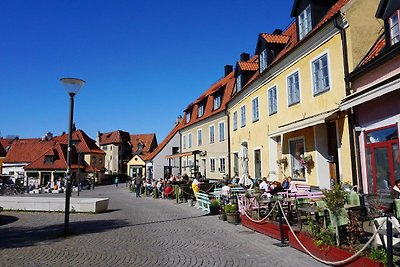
{"left": 268, "top": 86, "right": 277, "bottom": 115}
{"left": 237, "top": 75, "right": 242, "bottom": 92}
{"left": 219, "top": 122, "right": 225, "bottom": 142}
{"left": 219, "top": 157, "right": 226, "bottom": 173}
{"left": 198, "top": 103, "right": 205, "bottom": 117}
{"left": 210, "top": 158, "right": 216, "bottom": 172}
{"left": 183, "top": 160, "right": 186, "bottom": 168}
{"left": 213, "top": 94, "right": 222, "bottom": 110}
{"left": 252, "top": 97, "right": 259, "bottom": 122}
{"left": 186, "top": 111, "right": 191, "bottom": 123}
{"left": 390, "top": 10, "right": 400, "bottom": 45}
{"left": 197, "top": 129, "right": 202, "bottom": 146}
{"left": 298, "top": 5, "right": 312, "bottom": 40}
{"left": 287, "top": 71, "right": 300, "bottom": 105}
{"left": 259, "top": 49, "right": 268, "bottom": 72}
{"left": 233, "top": 111, "right": 238, "bottom": 131}
{"left": 102, "top": 145, "right": 107, "bottom": 151}
{"left": 312, "top": 53, "right": 330, "bottom": 95}
{"left": 240, "top": 105, "right": 246, "bottom": 127}
{"left": 183, "top": 135, "right": 187, "bottom": 149}
{"left": 188, "top": 133, "right": 192, "bottom": 148}
{"left": 289, "top": 138, "right": 306, "bottom": 180}
{"left": 209, "top": 125, "right": 215, "bottom": 144}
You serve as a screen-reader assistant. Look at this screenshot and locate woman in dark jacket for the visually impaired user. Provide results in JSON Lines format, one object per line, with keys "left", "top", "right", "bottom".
{"left": 391, "top": 179, "right": 400, "bottom": 199}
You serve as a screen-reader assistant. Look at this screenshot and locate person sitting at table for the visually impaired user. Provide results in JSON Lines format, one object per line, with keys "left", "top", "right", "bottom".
{"left": 282, "top": 177, "right": 289, "bottom": 190}
{"left": 391, "top": 179, "right": 400, "bottom": 199}
{"left": 269, "top": 181, "right": 284, "bottom": 195}
{"left": 259, "top": 177, "right": 269, "bottom": 192}
{"left": 164, "top": 181, "right": 174, "bottom": 198}
{"left": 287, "top": 177, "right": 297, "bottom": 192}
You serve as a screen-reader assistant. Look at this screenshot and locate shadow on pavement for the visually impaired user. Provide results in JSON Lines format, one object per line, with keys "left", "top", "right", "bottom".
{"left": 0, "top": 215, "right": 19, "bottom": 226}
{"left": 0, "top": 219, "right": 129, "bottom": 249}
{"left": 129, "top": 214, "right": 206, "bottom": 227}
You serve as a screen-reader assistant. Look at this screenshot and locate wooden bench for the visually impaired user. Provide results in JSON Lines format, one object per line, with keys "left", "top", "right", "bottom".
{"left": 196, "top": 192, "right": 211, "bottom": 213}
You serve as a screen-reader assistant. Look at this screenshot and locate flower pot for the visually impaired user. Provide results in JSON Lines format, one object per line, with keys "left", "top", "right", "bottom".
{"left": 209, "top": 205, "right": 220, "bottom": 215}
{"left": 240, "top": 214, "right": 289, "bottom": 240}
{"left": 288, "top": 230, "right": 384, "bottom": 267}
{"left": 226, "top": 213, "right": 239, "bottom": 224}
{"left": 220, "top": 212, "right": 227, "bottom": 221}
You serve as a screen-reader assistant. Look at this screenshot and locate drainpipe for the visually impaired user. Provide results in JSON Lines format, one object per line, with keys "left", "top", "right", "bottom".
{"left": 334, "top": 17, "right": 358, "bottom": 187}
{"left": 225, "top": 109, "right": 232, "bottom": 179}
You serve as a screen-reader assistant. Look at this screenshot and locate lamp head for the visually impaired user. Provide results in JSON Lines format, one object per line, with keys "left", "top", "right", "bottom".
{"left": 60, "top": 78, "right": 85, "bottom": 96}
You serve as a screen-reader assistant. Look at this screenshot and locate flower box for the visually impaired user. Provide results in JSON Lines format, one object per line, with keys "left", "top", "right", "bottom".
{"left": 288, "top": 230, "right": 384, "bottom": 267}
{"left": 240, "top": 214, "right": 289, "bottom": 240}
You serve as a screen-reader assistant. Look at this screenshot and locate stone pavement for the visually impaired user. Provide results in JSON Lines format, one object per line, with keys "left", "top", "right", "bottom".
{"left": 0, "top": 185, "right": 325, "bottom": 267}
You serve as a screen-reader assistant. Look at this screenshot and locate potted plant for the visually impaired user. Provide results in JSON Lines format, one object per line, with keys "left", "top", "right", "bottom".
{"left": 209, "top": 199, "right": 221, "bottom": 215}
{"left": 224, "top": 204, "right": 239, "bottom": 224}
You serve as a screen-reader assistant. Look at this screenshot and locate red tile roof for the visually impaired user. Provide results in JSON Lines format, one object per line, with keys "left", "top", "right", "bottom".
{"left": 261, "top": 33, "right": 291, "bottom": 44}
{"left": 54, "top": 129, "right": 105, "bottom": 154}
{"left": 24, "top": 143, "right": 86, "bottom": 170}
{"left": 358, "top": 34, "right": 386, "bottom": 67}
{"left": 130, "top": 133, "right": 158, "bottom": 155}
{"left": 4, "top": 139, "right": 56, "bottom": 163}
{"left": 237, "top": 61, "right": 259, "bottom": 71}
{"left": 99, "top": 130, "right": 131, "bottom": 145}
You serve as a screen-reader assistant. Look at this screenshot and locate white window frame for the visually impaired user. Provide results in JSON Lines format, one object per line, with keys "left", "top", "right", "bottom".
{"left": 233, "top": 110, "right": 238, "bottom": 131}
{"left": 390, "top": 10, "right": 400, "bottom": 45}
{"left": 210, "top": 158, "right": 216, "bottom": 172}
{"left": 240, "top": 105, "right": 246, "bottom": 128}
{"left": 219, "top": 157, "right": 226, "bottom": 173}
{"left": 182, "top": 134, "right": 187, "bottom": 149}
{"left": 311, "top": 52, "right": 330, "bottom": 95}
{"left": 259, "top": 49, "right": 268, "bottom": 72}
{"left": 288, "top": 136, "right": 307, "bottom": 181}
{"left": 213, "top": 94, "right": 222, "bottom": 110}
{"left": 197, "top": 129, "right": 202, "bottom": 146}
{"left": 198, "top": 104, "right": 204, "bottom": 117}
{"left": 186, "top": 111, "right": 191, "bottom": 123}
{"left": 209, "top": 125, "right": 215, "bottom": 144}
{"left": 188, "top": 133, "right": 192, "bottom": 148}
{"left": 252, "top": 96, "right": 259, "bottom": 122}
{"left": 286, "top": 70, "right": 301, "bottom": 106}
{"left": 268, "top": 85, "right": 278, "bottom": 115}
{"left": 298, "top": 5, "right": 312, "bottom": 40}
{"left": 237, "top": 75, "right": 242, "bottom": 92}
{"left": 218, "top": 121, "right": 225, "bottom": 142}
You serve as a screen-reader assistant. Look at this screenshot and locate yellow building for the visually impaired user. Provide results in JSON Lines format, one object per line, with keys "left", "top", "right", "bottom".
{"left": 228, "top": 0, "right": 381, "bottom": 188}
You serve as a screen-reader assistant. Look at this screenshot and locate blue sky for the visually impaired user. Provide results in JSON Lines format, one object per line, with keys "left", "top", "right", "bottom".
{"left": 0, "top": 0, "right": 294, "bottom": 142}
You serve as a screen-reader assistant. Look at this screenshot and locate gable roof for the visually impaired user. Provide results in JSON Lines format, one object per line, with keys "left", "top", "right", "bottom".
{"left": 130, "top": 133, "right": 158, "bottom": 155}
{"left": 54, "top": 129, "right": 105, "bottom": 154}
{"left": 24, "top": 143, "right": 86, "bottom": 170}
{"left": 4, "top": 139, "right": 56, "bottom": 163}
{"left": 99, "top": 130, "right": 131, "bottom": 145}
{"left": 260, "top": 33, "right": 291, "bottom": 44}
{"left": 358, "top": 34, "right": 386, "bottom": 68}
{"left": 145, "top": 118, "right": 185, "bottom": 161}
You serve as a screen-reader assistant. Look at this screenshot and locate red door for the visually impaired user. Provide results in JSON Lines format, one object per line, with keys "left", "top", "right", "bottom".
{"left": 365, "top": 125, "right": 399, "bottom": 194}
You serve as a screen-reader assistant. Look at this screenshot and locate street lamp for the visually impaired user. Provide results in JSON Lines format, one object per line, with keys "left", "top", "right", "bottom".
{"left": 60, "top": 77, "right": 85, "bottom": 236}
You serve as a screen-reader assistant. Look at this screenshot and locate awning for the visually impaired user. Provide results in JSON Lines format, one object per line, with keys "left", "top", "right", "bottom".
{"left": 165, "top": 150, "right": 202, "bottom": 159}
{"left": 340, "top": 75, "right": 400, "bottom": 111}
{"left": 268, "top": 109, "right": 338, "bottom": 137}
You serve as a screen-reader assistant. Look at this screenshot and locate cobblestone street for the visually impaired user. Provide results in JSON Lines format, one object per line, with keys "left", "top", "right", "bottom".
{"left": 0, "top": 185, "right": 324, "bottom": 267}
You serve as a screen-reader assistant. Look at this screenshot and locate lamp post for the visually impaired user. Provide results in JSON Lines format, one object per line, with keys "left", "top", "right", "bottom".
{"left": 60, "top": 77, "right": 85, "bottom": 236}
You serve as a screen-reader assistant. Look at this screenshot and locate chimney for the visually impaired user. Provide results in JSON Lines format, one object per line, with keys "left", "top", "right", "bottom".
{"left": 273, "top": 28, "right": 283, "bottom": 35}
{"left": 96, "top": 131, "right": 101, "bottom": 147}
{"left": 175, "top": 115, "right": 183, "bottom": 126}
{"left": 224, "top": 65, "right": 233, "bottom": 76}
{"left": 240, "top": 52, "right": 250, "bottom": 61}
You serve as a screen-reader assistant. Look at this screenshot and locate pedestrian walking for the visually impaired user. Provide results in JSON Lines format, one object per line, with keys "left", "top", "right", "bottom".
{"left": 115, "top": 176, "right": 119, "bottom": 187}
{"left": 135, "top": 175, "right": 143, "bottom": 197}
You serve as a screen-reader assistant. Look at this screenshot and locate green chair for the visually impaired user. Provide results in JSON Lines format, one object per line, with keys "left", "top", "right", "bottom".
{"left": 347, "top": 192, "right": 361, "bottom": 206}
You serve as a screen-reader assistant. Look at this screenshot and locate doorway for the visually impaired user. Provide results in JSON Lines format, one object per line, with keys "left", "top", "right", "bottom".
{"left": 254, "top": 149, "right": 261, "bottom": 179}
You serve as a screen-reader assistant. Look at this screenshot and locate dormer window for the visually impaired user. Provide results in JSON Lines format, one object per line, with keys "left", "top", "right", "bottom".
{"left": 186, "top": 111, "right": 191, "bottom": 123}
{"left": 198, "top": 103, "right": 204, "bottom": 117}
{"left": 213, "top": 94, "right": 222, "bottom": 110}
{"left": 298, "top": 5, "right": 312, "bottom": 40}
{"left": 44, "top": 155, "right": 54, "bottom": 164}
{"left": 237, "top": 75, "right": 242, "bottom": 92}
{"left": 390, "top": 10, "right": 400, "bottom": 45}
{"left": 259, "top": 49, "right": 268, "bottom": 72}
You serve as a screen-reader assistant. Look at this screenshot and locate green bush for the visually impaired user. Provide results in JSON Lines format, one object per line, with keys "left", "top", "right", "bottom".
{"left": 224, "top": 204, "right": 237, "bottom": 214}
{"left": 210, "top": 199, "right": 220, "bottom": 207}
